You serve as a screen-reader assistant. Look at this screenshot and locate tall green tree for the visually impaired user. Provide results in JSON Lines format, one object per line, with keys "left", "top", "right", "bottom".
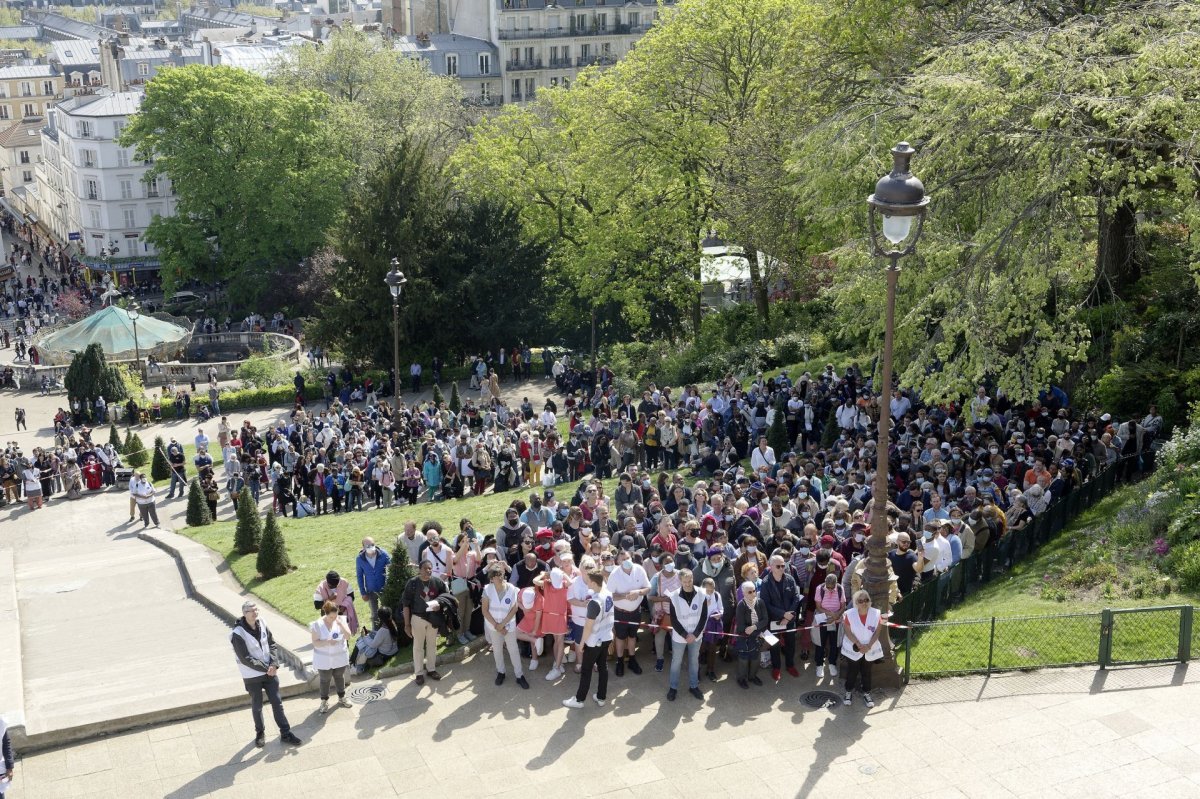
{"left": 64, "top": 343, "right": 128, "bottom": 413}
{"left": 120, "top": 66, "right": 352, "bottom": 303}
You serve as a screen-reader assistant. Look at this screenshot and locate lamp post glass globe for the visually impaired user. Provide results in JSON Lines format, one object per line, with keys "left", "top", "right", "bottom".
{"left": 127, "top": 302, "right": 139, "bottom": 321}
{"left": 867, "top": 141, "right": 929, "bottom": 253}
{"left": 385, "top": 258, "right": 406, "bottom": 299}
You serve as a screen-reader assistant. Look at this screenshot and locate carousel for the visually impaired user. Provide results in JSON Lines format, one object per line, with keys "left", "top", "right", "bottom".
{"left": 32, "top": 305, "right": 191, "bottom": 367}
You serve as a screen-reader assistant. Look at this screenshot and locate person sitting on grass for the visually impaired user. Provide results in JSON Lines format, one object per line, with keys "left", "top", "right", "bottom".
{"left": 351, "top": 607, "right": 401, "bottom": 675}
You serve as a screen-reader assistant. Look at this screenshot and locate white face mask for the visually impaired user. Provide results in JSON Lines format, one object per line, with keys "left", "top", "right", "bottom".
{"left": 604, "top": 564, "right": 615, "bottom": 573}
{"left": 854, "top": 534, "right": 865, "bottom": 543}
{"left": 746, "top": 545, "right": 757, "bottom": 554}
{"left": 663, "top": 563, "right": 676, "bottom": 574}
{"left": 621, "top": 560, "right": 633, "bottom": 573}
{"left": 922, "top": 531, "right": 933, "bottom": 541}
{"left": 599, "top": 536, "right": 610, "bottom": 547}
{"left": 797, "top": 492, "right": 808, "bottom": 499}
{"left": 366, "top": 546, "right": 377, "bottom": 556}
{"left": 989, "top": 447, "right": 999, "bottom": 455}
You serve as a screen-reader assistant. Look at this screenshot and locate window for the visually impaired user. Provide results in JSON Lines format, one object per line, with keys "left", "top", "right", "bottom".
{"left": 117, "top": 149, "right": 129, "bottom": 168}
{"left": 478, "top": 53, "right": 491, "bottom": 74}
{"left": 629, "top": 11, "right": 640, "bottom": 26}
{"left": 147, "top": 203, "right": 162, "bottom": 221}
{"left": 562, "top": 77, "right": 570, "bottom": 89}
{"left": 123, "top": 207, "right": 137, "bottom": 229}
{"left": 0, "top": 86, "right": 7, "bottom": 98}
{"left": 144, "top": 176, "right": 159, "bottom": 198}
{"left": 21, "top": 104, "right": 33, "bottom": 118}
{"left": 550, "top": 76, "right": 558, "bottom": 87}
{"left": 89, "top": 206, "right": 101, "bottom": 228}
{"left": 137, "top": 62, "right": 150, "bottom": 77}
{"left": 445, "top": 54, "right": 458, "bottom": 76}
{"left": 21, "top": 170, "right": 31, "bottom": 183}
{"left": 523, "top": 47, "right": 534, "bottom": 64}
{"left": 113, "top": 121, "right": 125, "bottom": 138}
{"left": 597, "top": 12, "right": 607, "bottom": 30}
{"left": 86, "top": 179, "right": 99, "bottom": 200}
{"left": 77, "top": 121, "right": 93, "bottom": 138}
{"left": 479, "top": 83, "right": 491, "bottom": 103}
{"left": 42, "top": 80, "right": 54, "bottom": 95}
{"left": 550, "top": 45, "right": 558, "bottom": 61}
{"left": 81, "top": 149, "right": 96, "bottom": 168}
{"left": 18, "top": 150, "right": 29, "bottom": 165}
{"left": 509, "top": 47, "right": 518, "bottom": 62}
{"left": 18, "top": 82, "right": 31, "bottom": 97}
{"left": 602, "top": 42, "right": 611, "bottom": 55}
{"left": 574, "top": 13, "right": 586, "bottom": 29}
{"left": 119, "top": 178, "right": 133, "bottom": 199}
{"left": 0, "top": 106, "right": 8, "bottom": 120}
{"left": 525, "top": 77, "right": 535, "bottom": 98}
{"left": 580, "top": 43, "right": 590, "bottom": 59}
{"left": 511, "top": 78, "right": 521, "bottom": 99}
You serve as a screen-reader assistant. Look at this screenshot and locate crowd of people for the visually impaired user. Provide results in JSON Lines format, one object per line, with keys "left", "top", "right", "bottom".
{"left": 257, "top": 366, "right": 1161, "bottom": 710}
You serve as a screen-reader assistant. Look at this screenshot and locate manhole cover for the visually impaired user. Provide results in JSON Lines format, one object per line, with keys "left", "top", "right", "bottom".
{"left": 859, "top": 763, "right": 878, "bottom": 775}
{"left": 801, "top": 690, "right": 843, "bottom": 709}
{"left": 348, "top": 683, "right": 388, "bottom": 705}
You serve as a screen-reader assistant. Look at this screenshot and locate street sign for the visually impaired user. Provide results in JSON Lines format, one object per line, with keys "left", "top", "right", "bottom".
{"left": 68, "top": 232, "right": 81, "bottom": 241}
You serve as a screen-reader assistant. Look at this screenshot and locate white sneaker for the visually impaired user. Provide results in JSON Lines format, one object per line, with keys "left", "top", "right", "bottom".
{"left": 816, "top": 665, "right": 825, "bottom": 680}
{"left": 529, "top": 658, "right": 539, "bottom": 670}
{"left": 545, "top": 667, "right": 562, "bottom": 681}
{"left": 863, "top": 693, "right": 875, "bottom": 709}
{"left": 535, "top": 639, "right": 544, "bottom": 656}
{"left": 562, "top": 697, "right": 585, "bottom": 709}
{"left": 319, "top": 699, "right": 330, "bottom": 714}
{"left": 843, "top": 692, "right": 852, "bottom": 706}
{"left": 565, "top": 650, "right": 575, "bottom": 663}
{"left": 829, "top": 664, "right": 838, "bottom": 677}
{"left": 592, "top": 694, "right": 606, "bottom": 707}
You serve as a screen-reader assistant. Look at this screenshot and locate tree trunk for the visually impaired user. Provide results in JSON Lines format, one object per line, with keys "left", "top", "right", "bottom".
{"left": 1093, "top": 197, "right": 1141, "bottom": 304}
{"left": 744, "top": 243, "right": 770, "bottom": 324}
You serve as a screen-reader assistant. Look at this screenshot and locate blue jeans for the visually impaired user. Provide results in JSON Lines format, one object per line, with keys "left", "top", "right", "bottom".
{"left": 168, "top": 468, "right": 187, "bottom": 498}
{"left": 669, "top": 638, "right": 701, "bottom": 690}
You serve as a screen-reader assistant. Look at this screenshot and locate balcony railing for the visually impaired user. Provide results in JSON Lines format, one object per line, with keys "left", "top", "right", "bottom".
{"left": 547, "top": 57, "right": 572, "bottom": 68}
{"left": 576, "top": 54, "right": 617, "bottom": 68}
{"left": 497, "top": 22, "right": 634, "bottom": 39}
{"left": 506, "top": 58, "right": 543, "bottom": 71}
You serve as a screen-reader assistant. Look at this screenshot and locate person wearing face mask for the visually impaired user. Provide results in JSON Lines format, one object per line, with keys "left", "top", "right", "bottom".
{"left": 315, "top": 570, "right": 360, "bottom": 634}
{"left": 837, "top": 522, "right": 869, "bottom": 563}
{"left": 733, "top": 533, "right": 768, "bottom": 583}
{"left": 914, "top": 523, "right": 945, "bottom": 586}
{"left": 649, "top": 553, "right": 682, "bottom": 672}
{"left": 355, "top": 537, "right": 390, "bottom": 629}
{"left": 607, "top": 551, "right": 650, "bottom": 675}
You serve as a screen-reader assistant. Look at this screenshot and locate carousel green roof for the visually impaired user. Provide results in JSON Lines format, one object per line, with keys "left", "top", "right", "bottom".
{"left": 38, "top": 305, "right": 190, "bottom": 364}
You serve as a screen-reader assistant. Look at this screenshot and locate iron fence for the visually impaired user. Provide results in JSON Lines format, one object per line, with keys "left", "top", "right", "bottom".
{"left": 889, "top": 454, "right": 1184, "bottom": 680}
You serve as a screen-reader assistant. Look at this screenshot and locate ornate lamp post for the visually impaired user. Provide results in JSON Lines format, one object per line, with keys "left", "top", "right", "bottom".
{"left": 384, "top": 258, "right": 406, "bottom": 398}
{"left": 864, "top": 142, "right": 929, "bottom": 678}
{"left": 127, "top": 301, "right": 142, "bottom": 380}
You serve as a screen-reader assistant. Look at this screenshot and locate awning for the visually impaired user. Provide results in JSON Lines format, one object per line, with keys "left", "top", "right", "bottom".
{"left": 84, "top": 259, "right": 162, "bottom": 273}
{"left": 0, "top": 197, "right": 26, "bottom": 226}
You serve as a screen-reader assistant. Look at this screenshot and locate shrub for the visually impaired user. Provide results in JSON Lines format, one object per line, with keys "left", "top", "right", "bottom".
{"left": 432, "top": 383, "right": 444, "bottom": 407}
{"left": 234, "top": 487, "right": 262, "bottom": 554}
{"left": 150, "top": 435, "right": 171, "bottom": 482}
{"left": 186, "top": 478, "right": 212, "bottom": 527}
{"left": 236, "top": 353, "right": 290, "bottom": 389}
{"left": 123, "top": 431, "right": 148, "bottom": 468}
{"left": 256, "top": 511, "right": 291, "bottom": 578}
{"left": 108, "top": 423, "right": 121, "bottom": 449}
{"left": 448, "top": 381, "right": 461, "bottom": 414}
{"left": 767, "top": 396, "right": 790, "bottom": 454}
{"left": 380, "top": 538, "right": 415, "bottom": 641}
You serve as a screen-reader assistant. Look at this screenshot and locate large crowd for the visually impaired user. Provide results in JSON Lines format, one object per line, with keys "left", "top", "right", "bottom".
{"left": 204, "top": 364, "right": 1165, "bottom": 712}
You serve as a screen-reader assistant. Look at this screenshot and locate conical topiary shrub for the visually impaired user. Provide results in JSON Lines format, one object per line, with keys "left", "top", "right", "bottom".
{"left": 124, "top": 431, "right": 148, "bottom": 468}
{"left": 256, "top": 511, "right": 291, "bottom": 578}
{"left": 150, "top": 435, "right": 171, "bottom": 482}
{"left": 448, "top": 381, "right": 461, "bottom": 414}
{"left": 767, "top": 397, "right": 789, "bottom": 456}
{"left": 108, "top": 423, "right": 122, "bottom": 449}
{"left": 432, "top": 383, "right": 445, "bottom": 407}
{"left": 234, "top": 487, "right": 262, "bottom": 554}
{"left": 186, "top": 478, "right": 212, "bottom": 526}
{"left": 380, "top": 538, "right": 414, "bottom": 646}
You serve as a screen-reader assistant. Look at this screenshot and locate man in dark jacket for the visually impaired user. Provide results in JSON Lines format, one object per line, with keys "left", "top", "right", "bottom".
{"left": 230, "top": 601, "right": 301, "bottom": 748}
{"left": 761, "top": 554, "right": 802, "bottom": 681}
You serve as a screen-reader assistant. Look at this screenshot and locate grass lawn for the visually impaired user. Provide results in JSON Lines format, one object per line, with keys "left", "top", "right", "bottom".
{"left": 179, "top": 483, "right": 558, "bottom": 628}
{"left": 150, "top": 441, "right": 226, "bottom": 488}
{"left": 905, "top": 483, "right": 1200, "bottom": 676}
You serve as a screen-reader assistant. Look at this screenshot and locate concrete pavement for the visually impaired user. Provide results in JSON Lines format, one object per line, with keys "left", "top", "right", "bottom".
{"left": 6, "top": 659, "right": 1200, "bottom": 798}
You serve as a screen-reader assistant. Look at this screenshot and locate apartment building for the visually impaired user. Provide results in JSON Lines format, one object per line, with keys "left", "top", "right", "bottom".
{"left": 0, "top": 115, "right": 43, "bottom": 200}
{"left": 0, "top": 65, "right": 62, "bottom": 123}
{"left": 394, "top": 32, "right": 501, "bottom": 105}
{"left": 36, "top": 90, "right": 176, "bottom": 264}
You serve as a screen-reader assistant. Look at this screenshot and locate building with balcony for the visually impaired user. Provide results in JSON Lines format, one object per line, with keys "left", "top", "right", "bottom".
{"left": 0, "top": 65, "right": 62, "bottom": 123}
{"left": 98, "top": 36, "right": 208, "bottom": 91}
{"left": 37, "top": 90, "right": 177, "bottom": 267}
{"left": 0, "top": 115, "right": 44, "bottom": 201}
{"left": 494, "top": 0, "right": 661, "bottom": 102}
{"left": 50, "top": 40, "right": 104, "bottom": 94}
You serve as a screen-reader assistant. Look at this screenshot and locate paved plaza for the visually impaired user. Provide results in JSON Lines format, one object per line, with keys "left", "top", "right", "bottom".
{"left": 7, "top": 661, "right": 1200, "bottom": 798}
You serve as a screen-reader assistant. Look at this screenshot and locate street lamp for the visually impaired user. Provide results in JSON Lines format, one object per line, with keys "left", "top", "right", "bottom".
{"left": 864, "top": 141, "right": 929, "bottom": 680}
{"left": 383, "top": 258, "right": 406, "bottom": 398}
{"left": 100, "top": 239, "right": 120, "bottom": 304}
{"left": 127, "top": 301, "right": 142, "bottom": 380}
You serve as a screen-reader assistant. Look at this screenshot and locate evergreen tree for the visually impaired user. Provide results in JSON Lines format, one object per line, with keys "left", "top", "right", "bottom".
{"left": 432, "top": 383, "right": 444, "bottom": 407}
{"left": 234, "top": 487, "right": 262, "bottom": 554}
{"left": 150, "top": 436, "right": 171, "bottom": 482}
{"left": 124, "top": 431, "right": 148, "bottom": 467}
{"left": 767, "top": 396, "right": 790, "bottom": 455}
{"left": 448, "top": 381, "right": 461, "bottom": 414}
{"left": 108, "top": 423, "right": 121, "bottom": 449}
{"left": 256, "top": 511, "right": 291, "bottom": 578}
{"left": 186, "top": 478, "right": 212, "bottom": 526}
{"left": 379, "top": 538, "right": 415, "bottom": 643}
{"left": 64, "top": 343, "right": 128, "bottom": 416}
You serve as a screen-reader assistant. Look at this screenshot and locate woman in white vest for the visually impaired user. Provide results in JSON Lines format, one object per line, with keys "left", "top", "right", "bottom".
{"left": 481, "top": 564, "right": 530, "bottom": 689}
{"left": 563, "top": 568, "right": 614, "bottom": 709}
{"left": 840, "top": 589, "right": 884, "bottom": 708}
{"left": 310, "top": 600, "right": 352, "bottom": 714}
